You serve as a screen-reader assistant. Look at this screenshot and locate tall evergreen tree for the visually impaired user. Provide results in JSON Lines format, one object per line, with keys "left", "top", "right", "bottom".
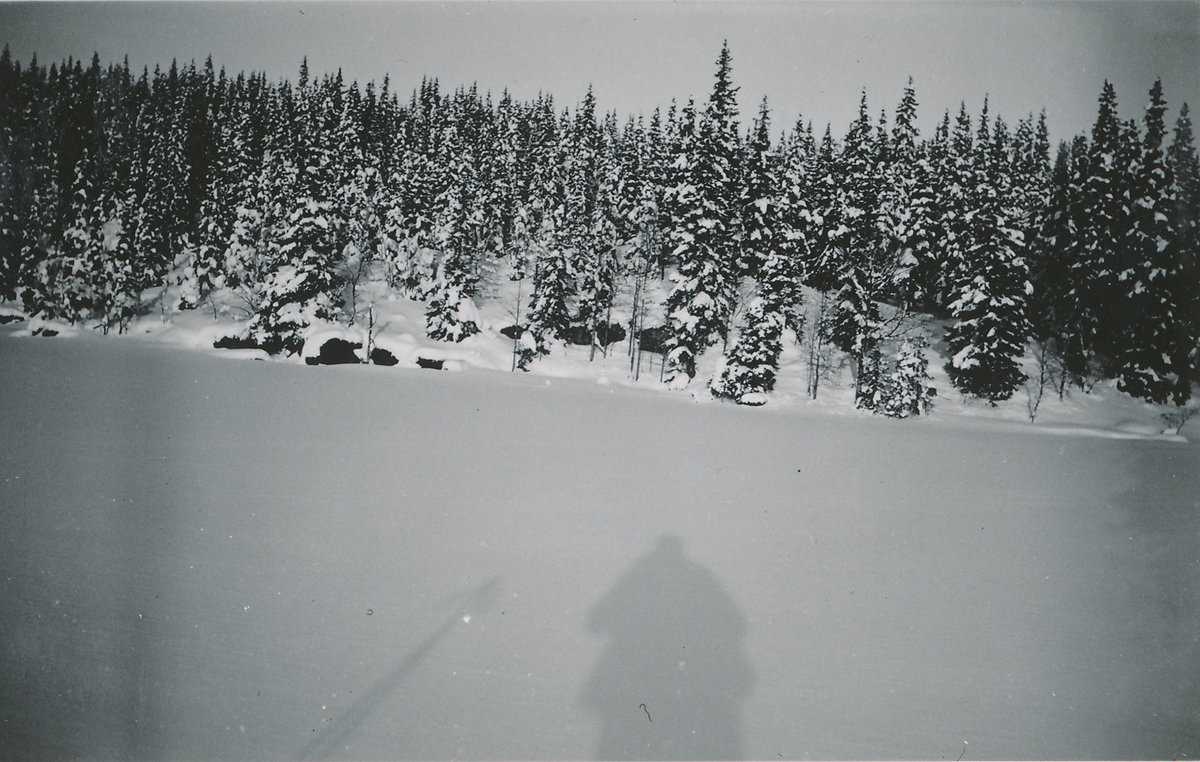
{"left": 1074, "top": 81, "right": 1135, "bottom": 377}
{"left": 827, "top": 90, "right": 891, "bottom": 406}
{"left": 713, "top": 97, "right": 796, "bottom": 403}
{"left": 1168, "top": 103, "right": 1200, "bottom": 401}
{"left": 244, "top": 67, "right": 344, "bottom": 354}
{"left": 1115, "top": 80, "right": 1183, "bottom": 402}
{"left": 943, "top": 101, "right": 1031, "bottom": 402}
{"left": 663, "top": 43, "right": 742, "bottom": 384}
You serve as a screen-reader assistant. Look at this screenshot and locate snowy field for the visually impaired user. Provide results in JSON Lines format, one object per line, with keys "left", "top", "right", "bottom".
{"left": 1, "top": 324, "right": 1198, "bottom": 760}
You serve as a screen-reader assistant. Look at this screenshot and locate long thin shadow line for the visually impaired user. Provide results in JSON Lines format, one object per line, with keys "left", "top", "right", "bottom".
{"left": 299, "top": 577, "right": 500, "bottom": 761}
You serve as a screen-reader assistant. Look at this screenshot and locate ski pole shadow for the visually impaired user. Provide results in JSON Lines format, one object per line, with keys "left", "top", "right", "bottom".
{"left": 298, "top": 576, "right": 500, "bottom": 761}
{"left": 580, "top": 535, "right": 754, "bottom": 760}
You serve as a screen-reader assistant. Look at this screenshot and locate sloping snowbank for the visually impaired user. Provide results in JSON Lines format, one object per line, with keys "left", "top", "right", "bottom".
{"left": 0, "top": 281, "right": 1192, "bottom": 442}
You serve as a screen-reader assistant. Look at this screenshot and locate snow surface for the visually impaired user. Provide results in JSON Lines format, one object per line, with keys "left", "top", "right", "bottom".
{"left": 0, "top": 301, "right": 1198, "bottom": 759}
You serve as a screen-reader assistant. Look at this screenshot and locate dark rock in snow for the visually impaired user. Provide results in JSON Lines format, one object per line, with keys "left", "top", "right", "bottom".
{"left": 306, "top": 338, "right": 362, "bottom": 366}
{"left": 596, "top": 322, "right": 626, "bottom": 347}
{"left": 564, "top": 325, "right": 593, "bottom": 346}
{"left": 565, "top": 322, "right": 627, "bottom": 348}
{"left": 32, "top": 327, "right": 58, "bottom": 337}
{"left": 637, "top": 325, "right": 671, "bottom": 354}
{"left": 370, "top": 347, "right": 399, "bottom": 366}
{"left": 0, "top": 314, "right": 24, "bottom": 324}
{"left": 416, "top": 357, "right": 444, "bottom": 370}
{"left": 214, "top": 335, "right": 260, "bottom": 351}
{"left": 500, "top": 324, "right": 525, "bottom": 341}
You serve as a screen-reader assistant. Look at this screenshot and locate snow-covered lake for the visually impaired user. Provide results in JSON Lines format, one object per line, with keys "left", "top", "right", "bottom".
{"left": 2, "top": 333, "right": 1197, "bottom": 759}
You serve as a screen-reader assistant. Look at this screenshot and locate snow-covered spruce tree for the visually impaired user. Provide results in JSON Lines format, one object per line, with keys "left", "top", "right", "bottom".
{"left": 776, "top": 114, "right": 816, "bottom": 334}
{"left": 1072, "top": 81, "right": 1136, "bottom": 379}
{"left": 44, "top": 153, "right": 102, "bottom": 324}
{"left": 94, "top": 188, "right": 142, "bottom": 335}
{"left": 1168, "top": 103, "right": 1200, "bottom": 401}
{"left": 827, "top": 90, "right": 892, "bottom": 408}
{"left": 711, "top": 296, "right": 784, "bottom": 404}
{"left": 932, "top": 103, "right": 979, "bottom": 316}
{"left": 332, "top": 87, "right": 391, "bottom": 326}
{"left": 1027, "top": 136, "right": 1088, "bottom": 396}
{"left": 566, "top": 89, "right": 622, "bottom": 358}
{"left": 425, "top": 123, "right": 481, "bottom": 343}
{"left": 663, "top": 42, "right": 742, "bottom": 385}
{"left": 519, "top": 102, "right": 576, "bottom": 369}
{"left": 804, "top": 124, "right": 842, "bottom": 293}
{"left": 134, "top": 87, "right": 191, "bottom": 291}
{"left": 943, "top": 104, "right": 1031, "bottom": 402}
{"left": 1011, "top": 111, "right": 1053, "bottom": 247}
{"left": 244, "top": 74, "right": 344, "bottom": 355}
{"left": 662, "top": 99, "right": 717, "bottom": 382}
{"left": 387, "top": 146, "right": 439, "bottom": 297}
{"left": 713, "top": 97, "right": 799, "bottom": 403}
{"left": 877, "top": 338, "right": 935, "bottom": 417}
{"left": 885, "top": 78, "right": 940, "bottom": 314}
{"left": 180, "top": 96, "right": 247, "bottom": 310}
{"left": 13, "top": 97, "right": 60, "bottom": 312}
{"left": 1114, "top": 79, "right": 1183, "bottom": 403}
{"left": 39, "top": 150, "right": 141, "bottom": 331}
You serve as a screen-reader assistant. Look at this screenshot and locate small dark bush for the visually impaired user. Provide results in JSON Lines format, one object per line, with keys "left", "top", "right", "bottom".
{"left": 370, "top": 347, "right": 399, "bottom": 366}
{"left": 305, "top": 337, "right": 362, "bottom": 366}
{"left": 416, "top": 357, "right": 444, "bottom": 370}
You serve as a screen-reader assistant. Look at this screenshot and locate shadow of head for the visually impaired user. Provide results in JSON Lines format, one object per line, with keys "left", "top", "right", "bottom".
{"left": 581, "top": 535, "right": 754, "bottom": 760}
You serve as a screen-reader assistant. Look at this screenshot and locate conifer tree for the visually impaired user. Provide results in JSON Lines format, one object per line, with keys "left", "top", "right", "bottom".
{"left": 521, "top": 105, "right": 575, "bottom": 366}
{"left": 877, "top": 338, "right": 935, "bottom": 417}
{"left": 663, "top": 43, "right": 742, "bottom": 384}
{"left": 45, "top": 153, "right": 101, "bottom": 323}
{"left": 1115, "top": 80, "right": 1182, "bottom": 402}
{"left": 884, "top": 78, "right": 939, "bottom": 313}
{"left": 425, "top": 121, "right": 481, "bottom": 342}
{"left": 1028, "top": 137, "right": 1086, "bottom": 385}
{"left": 1168, "top": 103, "right": 1200, "bottom": 401}
{"left": 776, "top": 114, "right": 816, "bottom": 330}
{"left": 943, "top": 101, "right": 1031, "bottom": 402}
{"left": 713, "top": 98, "right": 797, "bottom": 403}
{"left": 662, "top": 99, "right": 722, "bottom": 382}
{"left": 567, "top": 88, "right": 621, "bottom": 355}
{"left": 711, "top": 296, "right": 784, "bottom": 404}
{"left": 1074, "top": 81, "right": 1135, "bottom": 377}
{"left": 805, "top": 124, "right": 841, "bottom": 292}
{"left": 828, "top": 90, "right": 891, "bottom": 406}
{"left": 244, "top": 68, "right": 344, "bottom": 354}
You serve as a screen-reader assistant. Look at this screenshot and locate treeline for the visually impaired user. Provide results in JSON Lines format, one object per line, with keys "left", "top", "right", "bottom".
{"left": 0, "top": 44, "right": 1196, "bottom": 412}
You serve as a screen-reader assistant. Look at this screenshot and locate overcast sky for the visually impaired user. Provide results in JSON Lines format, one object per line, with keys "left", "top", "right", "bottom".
{"left": 2, "top": 1, "right": 1197, "bottom": 146}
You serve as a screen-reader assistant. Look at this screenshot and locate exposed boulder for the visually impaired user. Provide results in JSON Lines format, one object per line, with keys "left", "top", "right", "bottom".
{"left": 636, "top": 325, "right": 670, "bottom": 354}
{"left": 370, "top": 347, "right": 399, "bottom": 366}
{"left": 565, "top": 322, "right": 627, "bottom": 348}
{"left": 500, "top": 324, "right": 525, "bottom": 341}
{"left": 304, "top": 337, "right": 362, "bottom": 366}
{"left": 214, "top": 335, "right": 260, "bottom": 350}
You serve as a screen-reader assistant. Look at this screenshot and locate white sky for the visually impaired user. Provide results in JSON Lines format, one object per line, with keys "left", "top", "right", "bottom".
{"left": 2, "top": 1, "right": 1198, "bottom": 146}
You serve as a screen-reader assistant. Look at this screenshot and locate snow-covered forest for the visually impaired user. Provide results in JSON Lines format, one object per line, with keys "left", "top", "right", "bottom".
{"left": 1, "top": 43, "right": 1197, "bottom": 412}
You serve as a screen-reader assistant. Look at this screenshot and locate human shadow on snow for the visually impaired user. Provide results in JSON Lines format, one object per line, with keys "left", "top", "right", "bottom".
{"left": 580, "top": 535, "right": 754, "bottom": 760}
